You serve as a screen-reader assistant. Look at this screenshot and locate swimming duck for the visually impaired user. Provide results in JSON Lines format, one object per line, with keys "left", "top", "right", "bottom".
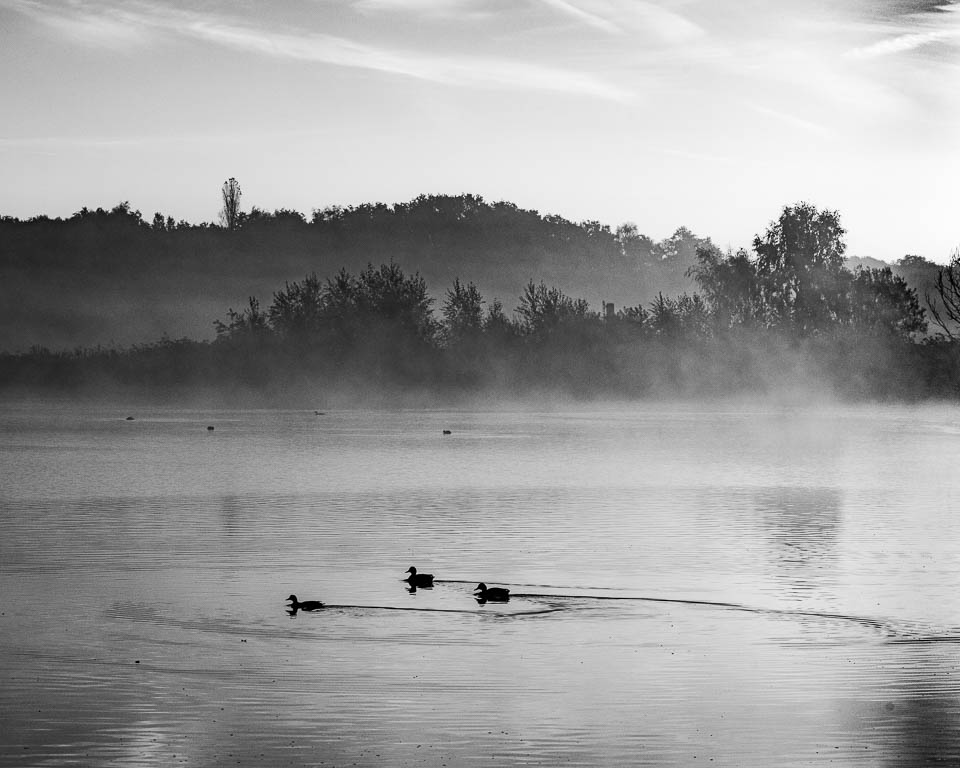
{"left": 405, "top": 566, "right": 434, "bottom": 587}
{"left": 286, "top": 594, "right": 324, "bottom": 611}
{"left": 474, "top": 583, "right": 510, "bottom": 601}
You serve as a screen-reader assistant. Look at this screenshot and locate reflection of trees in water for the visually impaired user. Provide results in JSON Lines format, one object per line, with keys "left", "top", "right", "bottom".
{"left": 219, "top": 494, "right": 243, "bottom": 536}
{"left": 838, "top": 646, "right": 960, "bottom": 766}
{"left": 880, "top": 693, "right": 960, "bottom": 766}
{"left": 753, "top": 487, "right": 841, "bottom": 593}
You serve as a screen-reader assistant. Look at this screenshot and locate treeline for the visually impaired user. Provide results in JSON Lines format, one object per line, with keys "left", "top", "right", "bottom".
{"left": 0, "top": 195, "right": 706, "bottom": 352}
{"left": 1, "top": 192, "right": 946, "bottom": 353}
{"left": 3, "top": 202, "right": 960, "bottom": 404}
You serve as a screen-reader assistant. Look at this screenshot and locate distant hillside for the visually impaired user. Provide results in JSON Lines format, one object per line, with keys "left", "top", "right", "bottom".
{"left": 0, "top": 195, "right": 712, "bottom": 352}
{"left": 0, "top": 194, "right": 945, "bottom": 352}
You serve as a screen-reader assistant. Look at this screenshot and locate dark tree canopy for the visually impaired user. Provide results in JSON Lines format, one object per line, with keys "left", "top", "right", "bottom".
{"left": 442, "top": 279, "right": 485, "bottom": 346}
{"left": 516, "top": 281, "right": 591, "bottom": 337}
{"left": 753, "top": 202, "right": 847, "bottom": 332}
{"left": 688, "top": 203, "right": 926, "bottom": 340}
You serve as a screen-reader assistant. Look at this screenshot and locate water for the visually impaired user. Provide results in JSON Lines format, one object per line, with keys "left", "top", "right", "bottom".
{"left": 2, "top": 402, "right": 960, "bottom": 766}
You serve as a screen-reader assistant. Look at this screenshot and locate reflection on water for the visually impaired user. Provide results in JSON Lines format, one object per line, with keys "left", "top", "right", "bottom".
{"left": 2, "top": 403, "right": 960, "bottom": 766}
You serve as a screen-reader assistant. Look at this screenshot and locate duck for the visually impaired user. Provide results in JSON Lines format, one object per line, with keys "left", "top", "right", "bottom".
{"left": 404, "top": 566, "right": 434, "bottom": 587}
{"left": 286, "top": 594, "right": 324, "bottom": 611}
{"left": 474, "top": 583, "right": 510, "bottom": 601}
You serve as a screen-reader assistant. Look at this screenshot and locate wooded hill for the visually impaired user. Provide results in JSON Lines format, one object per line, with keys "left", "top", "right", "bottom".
{"left": 0, "top": 193, "right": 945, "bottom": 352}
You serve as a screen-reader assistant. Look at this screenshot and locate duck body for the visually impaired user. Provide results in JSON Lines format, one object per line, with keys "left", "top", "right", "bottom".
{"left": 474, "top": 583, "right": 510, "bottom": 601}
{"left": 405, "top": 566, "right": 434, "bottom": 587}
{"left": 286, "top": 594, "right": 324, "bottom": 611}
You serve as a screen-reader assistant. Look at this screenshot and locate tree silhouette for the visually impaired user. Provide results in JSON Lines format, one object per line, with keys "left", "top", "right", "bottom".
{"left": 442, "top": 278, "right": 485, "bottom": 346}
{"left": 753, "top": 202, "right": 847, "bottom": 333}
{"left": 928, "top": 248, "right": 960, "bottom": 338}
{"left": 220, "top": 178, "right": 242, "bottom": 230}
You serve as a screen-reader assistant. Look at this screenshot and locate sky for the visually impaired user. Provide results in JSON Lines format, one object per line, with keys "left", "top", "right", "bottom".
{"left": 1, "top": 0, "right": 958, "bottom": 262}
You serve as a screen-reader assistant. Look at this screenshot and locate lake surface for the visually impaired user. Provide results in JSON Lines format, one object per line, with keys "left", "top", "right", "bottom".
{"left": 2, "top": 401, "right": 960, "bottom": 766}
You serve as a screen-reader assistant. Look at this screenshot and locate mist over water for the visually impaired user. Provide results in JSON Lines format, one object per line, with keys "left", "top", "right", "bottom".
{"left": 2, "top": 402, "right": 960, "bottom": 766}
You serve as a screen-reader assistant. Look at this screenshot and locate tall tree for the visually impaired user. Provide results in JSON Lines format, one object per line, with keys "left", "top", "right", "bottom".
{"left": 753, "top": 202, "right": 847, "bottom": 333}
{"left": 220, "top": 177, "right": 242, "bottom": 230}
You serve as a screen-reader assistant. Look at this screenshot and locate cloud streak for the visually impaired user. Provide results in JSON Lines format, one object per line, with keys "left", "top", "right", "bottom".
{"left": 845, "top": 1, "right": 960, "bottom": 58}
{"left": 536, "top": 0, "right": 623, "bottom": 35}
{"left": 534, "top": 0, "right": 705, "bottom": 43}
{"left": 847, "top": 27, "right": 960, "bottom": 59}
{"left": 3, "top": 0, "right": 633, "bottom": 102}
{"left": 749, "top": 104, "right": 831, "bottom": 138}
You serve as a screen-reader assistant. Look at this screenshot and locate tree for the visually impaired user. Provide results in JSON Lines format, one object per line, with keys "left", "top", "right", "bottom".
{"left": 483, "top": 299, "right": 517, "bottom": 341}
{"left": 848, "top": 267, "right": 926, "bottom": 338}
{"left": 220, "top": 178, "right": 242, "bottom": 230}
{"left": 688, "top": 245, "right": 762, "bottom": 328}
{"left": 442, "top": 278, "right": 485, "bottom": 346}
{"left": 615, "top": 222, "right": 656, "bottom": 266}
{"left": 267, "top": 273, "right": 326, "bottom": 342}
{"left": 354, "top": 262, "right": 439, "bottom": 343}
{"left": 928, "top": 248, "right": 960, "bottom": 338}
{"left": 516, "top": 281, "right": 590, "bottom": 336}
{"left": 214, "top": 297, "right": 270, "bottom": 341}
{"left": 753, "top": 202, "right": 847, "bottom": 333}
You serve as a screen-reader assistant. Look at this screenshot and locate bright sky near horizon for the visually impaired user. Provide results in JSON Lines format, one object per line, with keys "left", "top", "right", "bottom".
{"left": 1, "top": 0, "right": 958, "bottom": 262}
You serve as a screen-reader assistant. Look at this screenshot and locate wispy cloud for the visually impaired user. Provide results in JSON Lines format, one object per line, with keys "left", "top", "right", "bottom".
{"left": 534, "top": 0, "right": 704, "bottom": 42}
{"left": 0, "top": 127, "right": 336, "bottom": 151}
{"left": 177, "top": 15, "right": 633, "bottom": 101}
{"left": 616, "top": 0, "right": 705, "bottom": 43}
{"left": 2, "top": 0, "right": 149, "bottom": 49}
{"left": 535, "top": 0, "right": 623, "bottom": 35}
{"left": 3, "top": 0, "right": 633, "bottom": 102}
{"left": 845, "top": 1, "right": 960, "bottom": 58}
{"left": 749, "top": 104, "right": 831, "bottom": 138}
{"left": 351, "top": 0, "right": 487, "bottom": 15}
{"left": 847, "top": 27, "right": 960, "bottom": 59}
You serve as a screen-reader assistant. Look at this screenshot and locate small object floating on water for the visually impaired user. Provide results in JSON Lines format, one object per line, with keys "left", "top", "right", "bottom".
{"left": 474, "top": 583, "right": 510, "bottom": 602}
{"left": 125, "top": 416, "right": 135, "bottom": 421}
{"left": 442, "top": 429, "right": 452, "bottom": 435}
{"left": 314, "top": 410, "right": 325, "bottom": 416}
{"left": 206, "top": 426, "right": 215, "bottom": 431}
{"left": 286, "top": 594, "right": 324, "bottom": 611}
{"left": 405, "top": 566, "right": 434, "bottom": 587}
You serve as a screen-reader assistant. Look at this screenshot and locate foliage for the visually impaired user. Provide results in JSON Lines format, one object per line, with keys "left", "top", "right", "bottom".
{"left": 214, "top": 296, "right": 270, "bottom": 341}
{"left": 0, "top": 197, "right": 955, "bottom": 403}
{"left": 753, "top": 202, "right": 848, "bottom": 332}
{"left": 848, "top": 267, "right": 926, "bottom": 339}
{"left": 516, "top": 281, "right": 591, "bottom": 336}
{"left": 928, "top": 249, "right": 960, "bottom": 339}
{"left": 688, "top": 246, "right": 762, "bottom": 328}
{"left": 220, "top": 178, "right": 242, "bottom": 230}
{"left": 689, "top": 203, "right": 926, "bottom": 340}
{"left": 442, "top": 279, "right": 485, "bottom": 346}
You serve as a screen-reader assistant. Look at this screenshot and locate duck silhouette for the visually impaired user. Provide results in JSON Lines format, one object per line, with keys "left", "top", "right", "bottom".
{"left": 404, "top": 566, "right": 434, "bottom": 587}
{"left": 474, "top": 583, "right": 510, "bottom": 602}
{"left": 286, "top": 594, "right": 324, "bottom": 612}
